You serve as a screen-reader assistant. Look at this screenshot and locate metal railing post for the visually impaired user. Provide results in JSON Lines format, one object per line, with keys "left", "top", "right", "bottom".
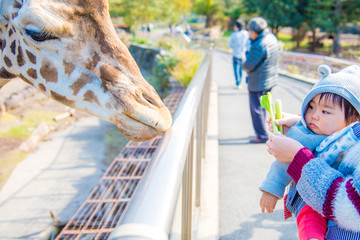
{"left": 202, "top": 51, "right": 212, "bottom": 157}
{"left": 108, "top": 53, "right": 211, "bottom": 240}
{"left": 182, "top": 130, "right": 194, "bottom": 240}
{"left": 195, "top": 107, "right": 202, "bottom": 208}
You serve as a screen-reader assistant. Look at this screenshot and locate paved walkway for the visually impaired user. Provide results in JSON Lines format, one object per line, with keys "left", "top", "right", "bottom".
{"left": 213, "top": 50, "right": 314, "bottom": 240}
{"left": 0, "top": 117, "right": 110, "bottom": 239}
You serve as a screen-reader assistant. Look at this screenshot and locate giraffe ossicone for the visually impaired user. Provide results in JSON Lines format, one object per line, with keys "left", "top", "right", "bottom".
{"left": 0, "top": 0, "right": 172, "bottom": 141}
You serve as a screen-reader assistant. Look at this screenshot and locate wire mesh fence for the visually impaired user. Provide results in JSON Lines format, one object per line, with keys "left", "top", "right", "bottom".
{"left": 56, "top": 81, "right": 186, "bottom": 240}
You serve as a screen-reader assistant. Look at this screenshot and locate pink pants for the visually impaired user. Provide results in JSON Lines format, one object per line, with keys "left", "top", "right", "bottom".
{"left": 297, "top": 205, "right": 327, "bottom": 240}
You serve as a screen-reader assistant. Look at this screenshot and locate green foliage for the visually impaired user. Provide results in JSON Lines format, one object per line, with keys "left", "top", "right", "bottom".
{"left": 225, "top": 4, "right": 251, "bottom": 27}
{"left": 193, "top": 0, "right": 225, "bottom": 27}
{"left": 154, "top": 55, "right": 179, "bottom": 81}
{"left": 108, "top": 0, "right": 192, "bottom": 26}
{"left": 0, "top": 111, "right": 59, "bottom": 141}
{"left": 169, "top": 49, "right": 204, "bottom": 87}
{"left": 278, "top": 32, "right": 308, "bottom": 50}
{"left": 155, "top": 37, "right": 178, "bottom": 51}
{"left": 150, "top": 54, "right": 179, "bottom": 96}
{"left": 241, "top": 0, "right": 360, "bottom": 54}
{"left": 131, "top": 36, "right": 154, "bottom": 46}
{"left": 242, "top": 0, "right": 307, "bottom": 34}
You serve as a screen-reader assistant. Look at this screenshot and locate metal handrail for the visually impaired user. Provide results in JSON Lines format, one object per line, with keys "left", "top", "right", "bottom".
{"left": 279, "top": 51, "right": 357, "bottom": 82}
{"left": 109, "top": 49, "right": 212, "bottom": 240}
{"left": 213, "top": 36, "right": 358, "bottom": 81}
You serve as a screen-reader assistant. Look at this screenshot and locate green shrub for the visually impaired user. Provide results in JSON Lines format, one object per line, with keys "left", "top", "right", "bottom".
{"left": 156, "top": 37, "right": 178, "bottom": 51}
{"left": 169, "top": 49, "right": 204, "bottom": 87}
{"left": 0, "top": 111, "right": 60, "bottom": 140}
{"left": 151, "top": 55, "right": 179, "bottom": 96}
{"left": 131, "top": 36, "right": 153, "bottom": 46}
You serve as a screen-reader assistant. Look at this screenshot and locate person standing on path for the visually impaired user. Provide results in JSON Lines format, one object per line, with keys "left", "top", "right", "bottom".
{"left": 243, "top": 17, "right": 279, "bottom": 143}
{"left": 228, "top": 20, "right": 249, "bottom": 89}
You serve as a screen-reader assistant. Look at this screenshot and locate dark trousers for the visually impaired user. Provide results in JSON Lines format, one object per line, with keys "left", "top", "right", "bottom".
{"left": 232, "top": 57, "right": 243, "bottom": 86}
{"left": 249, "top": 90, "right": 270, "bottom": 141}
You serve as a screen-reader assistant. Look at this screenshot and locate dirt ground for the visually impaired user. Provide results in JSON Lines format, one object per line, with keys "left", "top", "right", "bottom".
{"left": 0, "top": 78, "right": 130, "bottom": 190}
{"left": 0, "top": 78, "right": 94, "bottom": 189}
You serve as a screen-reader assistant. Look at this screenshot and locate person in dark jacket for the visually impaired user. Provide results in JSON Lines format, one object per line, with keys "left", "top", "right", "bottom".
{"left": 243, "top": 17, "right": 279, "bottom": 143}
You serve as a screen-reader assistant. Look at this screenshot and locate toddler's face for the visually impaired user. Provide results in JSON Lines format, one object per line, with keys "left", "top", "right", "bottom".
{"left": 305, "top": 94, "right": 347, "bottom": 136}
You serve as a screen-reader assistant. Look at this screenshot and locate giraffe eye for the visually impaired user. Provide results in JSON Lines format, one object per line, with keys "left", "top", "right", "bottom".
{"left": 25, "top": 29, "right": 58, "bottom": 42}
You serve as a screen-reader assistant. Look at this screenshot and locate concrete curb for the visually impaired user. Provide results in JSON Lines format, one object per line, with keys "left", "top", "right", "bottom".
{"left": 196, "top": 79, "right": 219, "bottom": 239}
{"left": 279, "top": 71, "right": 317, "bottom": 85}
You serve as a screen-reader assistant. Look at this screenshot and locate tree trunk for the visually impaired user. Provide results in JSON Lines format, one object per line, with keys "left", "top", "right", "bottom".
{"left": 205, "top": 15, "right": 212, "bottom": 28}
{"left": 272, "top": 26, "right": 280, "bottom": 37}
{"left": 333, "top": 0, "right": 342, "bottom": 56}
{"left": 333, "top": 31, "right": 341, "bottom": 56}
{"left": 309, "top": 27, "right": 317, "bottom": 52}
{"left": 292, "top": 26, "right": 306, "bottom": 48}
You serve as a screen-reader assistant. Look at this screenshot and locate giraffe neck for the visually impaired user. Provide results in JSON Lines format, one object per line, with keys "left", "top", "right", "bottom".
{"left": 0, "top": 0, "right": 172, "bottom": 141}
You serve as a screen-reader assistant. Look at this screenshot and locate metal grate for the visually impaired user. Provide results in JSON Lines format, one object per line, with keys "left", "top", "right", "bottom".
{"left": 56, "top": 81, "right": 185, "bottom": 239}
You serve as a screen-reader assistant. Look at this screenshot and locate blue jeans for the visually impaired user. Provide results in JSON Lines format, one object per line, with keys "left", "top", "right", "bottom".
{"left": 249, "top": 90, "right": 270, "bottom": 141}
{"left": 232, "top": 57, "right": 243, "bottom": 86}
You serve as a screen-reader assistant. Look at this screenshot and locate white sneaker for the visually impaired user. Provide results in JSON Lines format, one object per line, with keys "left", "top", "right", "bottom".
{"left": 233, "top": 85, "right": 240, "bottom": 89}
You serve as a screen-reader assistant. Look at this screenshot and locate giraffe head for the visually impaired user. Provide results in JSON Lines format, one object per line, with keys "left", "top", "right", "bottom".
{"left": 0, "top": 0, "right": 172, "bottom": 141}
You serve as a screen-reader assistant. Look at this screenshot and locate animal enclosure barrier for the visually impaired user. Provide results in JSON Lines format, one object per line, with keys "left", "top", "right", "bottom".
{"left": 55, "top": 82, "right": 186, "bottom": 239}
{"left": 56, "top": 51, "right": 212, "bottom": 240}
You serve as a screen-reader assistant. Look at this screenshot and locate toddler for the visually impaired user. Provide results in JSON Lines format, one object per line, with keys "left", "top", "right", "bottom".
{"left": 259, "top": 64, "right": 360, "bottom": 240}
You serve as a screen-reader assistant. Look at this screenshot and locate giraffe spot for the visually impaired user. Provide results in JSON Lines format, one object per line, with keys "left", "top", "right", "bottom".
{"left": 86, "top": 52, "right": 100, "bottom": 70}
{"left": 27, "top": 68, "right": 37, "bottom": 79}
{"left": 106, "top": 102, "right": 111, "bottom": 109}
{"left": 10, "top": 40, "right": 16, "bottom": 55}
{"left": 19, "top": 74, "right": 34, "bottom": 87}
{"left": 11, "top": 13, "right": 18, "bottom": 19}
{"left": 13, "top": 1, "right": 22, "bottom": 9}
{"left": 38, "top": 83, "right": 46, "bottom": 92}
{"left": 40, "top": 59, "right": 58, "bottom": 83}
{"left": 8, "top": 28, "right": 13, "bottom": 37}
{"left": 4, "top": 56, "right": 12, "bottom": 67}
{"left": 17, "top": 45, "right": 25, "bottom": 66}
{"left": 0, "top": 67, "right": 16, "bottom": 79}
{"left": 63, "top": 60, "right": 75, "bottom": 77}
{"left": 1, "top": 39, "right": 6, "bottom": 51}
{"left": 83, "top": 90, "right": 100, "bottom": 106}
{"left": 70, "top": 73, "right": 93, "bottom": 96}
{"left": 26, "top": 50, "right": 36, "bottom": 64}
{"left": 51, "top": 91, "right": 75, "bottom": 107}
{"left": 100, "top": 64, "right": 120, "bottom": 92}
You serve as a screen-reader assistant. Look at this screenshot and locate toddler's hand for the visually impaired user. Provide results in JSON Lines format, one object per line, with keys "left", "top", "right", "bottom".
{"left": 266, "top": 133, "right": 304, "bottom": 163}
{"left": 267, "top": 112, "right": 300, "bottom": 135}
{"left": 260, "top": 191, "right": 279, "bottom": 213}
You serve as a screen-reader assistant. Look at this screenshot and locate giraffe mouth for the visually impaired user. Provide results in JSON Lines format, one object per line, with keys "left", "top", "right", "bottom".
{"left": 114, "top": 105, "right": 172, "bottom": 141}
{"left": 111, "top": 88, "right": 172, "bottom": 141}
{"left": 100, "top": 64, "right": 172, "bottom": 141}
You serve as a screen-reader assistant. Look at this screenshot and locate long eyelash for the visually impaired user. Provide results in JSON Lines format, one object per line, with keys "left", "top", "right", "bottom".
{"left": 25, "top": 29, "right": 58, "bottom": 42}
